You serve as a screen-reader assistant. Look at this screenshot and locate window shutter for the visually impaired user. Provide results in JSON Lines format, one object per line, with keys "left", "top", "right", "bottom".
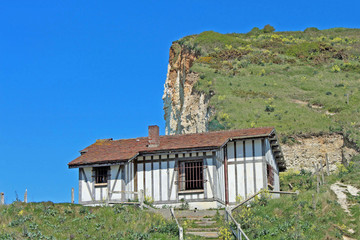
{"left": 179, "top": 162, "right": 185, "bottom": 191}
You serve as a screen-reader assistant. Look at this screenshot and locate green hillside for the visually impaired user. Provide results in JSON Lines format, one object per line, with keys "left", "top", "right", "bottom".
{"left": 233, "top": 154, "right": 360, "bottom": 239}
{"left": 175, "top": 27, "right": 360, "bottom": 148}
{"left": 0, "top": 204, "right": 178, "bottom": 240}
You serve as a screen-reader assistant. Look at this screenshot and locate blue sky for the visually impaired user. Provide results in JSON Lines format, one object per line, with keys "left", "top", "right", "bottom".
{"left": 0, "top": 0, "right": 359, "bottom": 203}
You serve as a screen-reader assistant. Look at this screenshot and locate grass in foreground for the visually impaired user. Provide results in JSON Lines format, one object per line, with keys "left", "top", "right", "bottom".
{"left": 0, "top": 204, "right": 178, "bottom": 240}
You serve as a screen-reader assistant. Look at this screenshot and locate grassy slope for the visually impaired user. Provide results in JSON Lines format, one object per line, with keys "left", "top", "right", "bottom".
{"left": 0, "top": 204, "right": 178, "bottom": 240}
{"left": 176, "top": 28, "right": 360, "bottom": 239}
{"left": 233, "top": 155, "right": 360, "bottom": 239}
{"left": 176, "top": 28, "right": 360, "bottom": 148}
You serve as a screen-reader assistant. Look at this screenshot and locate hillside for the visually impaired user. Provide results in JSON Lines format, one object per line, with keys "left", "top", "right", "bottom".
{"left": 0, "top": 204, "right": 178, "bottom": 239}
{"left": 1, "top": 157, "right": 359, "bottom": 239}
{"left": 233, "top": 154, "right": 360, "bottom": 239}
{"left": 163, "top": 27, "right": 360, "bottom": 153}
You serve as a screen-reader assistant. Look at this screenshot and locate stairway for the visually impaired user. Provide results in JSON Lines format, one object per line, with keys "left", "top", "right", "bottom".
{"left": 175, "top": 210, "right": 224, "bottom": 239}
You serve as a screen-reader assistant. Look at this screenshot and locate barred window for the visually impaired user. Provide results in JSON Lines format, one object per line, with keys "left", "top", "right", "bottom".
{"left": 95, "top": 167, "right": 109, "bottom": 184}
{"left": 179, "top": 161, "right": 204, "bottom": 191}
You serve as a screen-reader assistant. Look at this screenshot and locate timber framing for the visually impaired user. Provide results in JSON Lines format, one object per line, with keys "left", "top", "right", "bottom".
{"left": 71, "top": 126, "right": 285, "bottom": 208}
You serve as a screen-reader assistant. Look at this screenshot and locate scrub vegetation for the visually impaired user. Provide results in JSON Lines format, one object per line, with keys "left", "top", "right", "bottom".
{"left": 0, "top": 204, "right": 178, "bottom": 240}
{"left": 175, "top": 26, "right": 360, "bottom": 148}
{"left": 232, "top": 154, "right": 360, "bottom": 239}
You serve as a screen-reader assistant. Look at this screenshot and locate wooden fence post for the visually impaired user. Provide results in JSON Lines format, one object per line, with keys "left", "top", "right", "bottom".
{"left": 1, "top": 192, "right": 4, "bottom": 205}
{"left": 320, "top": 160, "right": 325, "bottom": 184}
{"left": 314, "top": 163, "right": 320, "bottom": 193}
{"left": 325, "top": 153, "right": 330, "bottom": 176}
{"left": 139, "top": 189, "right": 144, "bottom": 209}
{"left": 24, "top": 189, "right": 28, "bottom": 203}
{"left": 71, "top": 188, "right": 74, "bottom": 204}
{"left": 312, "top": 194, "right": 316, "bottom": 210}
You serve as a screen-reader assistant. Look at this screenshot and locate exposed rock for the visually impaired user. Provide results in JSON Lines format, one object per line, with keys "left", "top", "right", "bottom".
{"left": 162, "top": 44, "right": 358, "bottom": 172}
{"left": 163, "top": 43, "right": 211, "bottom": 135}
{"left": 282, "top": 134, "right": 358, "bottom": 172}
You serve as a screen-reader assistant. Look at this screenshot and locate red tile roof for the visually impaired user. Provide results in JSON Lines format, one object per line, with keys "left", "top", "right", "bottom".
{"left": 68, "top": 127, "right": 275, "bottom": 168}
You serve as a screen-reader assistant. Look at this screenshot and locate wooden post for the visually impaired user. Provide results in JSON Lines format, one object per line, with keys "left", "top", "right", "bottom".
{"left": 24, "top": 189, "right": 28, "bottom": 203}
{"left": 346, "top": 93, "right": 349, "bottom": 105}
{"left": 140, "top": 189, "right": 144, "bottom": 209}
{"left": 320, "top": 160, "right": 325, "bottom": 184}
{"left": 224, "top": 146, "right": 229, "bottom": 205}
{"left": 312, "top": 194, "right": 316, "bottom": 210}
{"left": 325, "top": 153, "right": 330, "bottom": 176}
{"left": 314, "top": 163, "right": 320, "bottom": 193}
{"left": 1, "top": 192, "right": 4, "bottom": 205}
{"left": 71, "top": 188, "right": 74, "bottom": 204}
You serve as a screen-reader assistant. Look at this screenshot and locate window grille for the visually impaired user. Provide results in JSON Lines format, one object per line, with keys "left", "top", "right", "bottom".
{"left": 95, "top": 167, "right": 109, "bottom": 184}
{"left": 178, "top": 161, "right": 204, "bottom": 191}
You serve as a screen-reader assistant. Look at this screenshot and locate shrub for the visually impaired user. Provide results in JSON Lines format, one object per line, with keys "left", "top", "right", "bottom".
{"left": 265, "top": 105, "right": 275, "bottom": 112}
{"left": 334, "top": 83, "right": 344, "bottom": 87}
{"left": 197, "top": 56, "right": 213, "bottom": 64}
{"left": 331, "top": 65, "right": 341, "bottom": 73}
{"left": 304, "top": 27, "right": 320, "bottom": 33}
{"left": 248, "top": 27, "right": 262, "bottom": 35}
{"left": 208, "top": 117, "right": 226, "bottom": 131}
{"left": 263, "top": 24, "right": 275, "bottom": 33}
{"left": 179, "top": 199, "right": 189, "bottom": 210}
{"left": 286, "top": 42, "right": 323, "bottom": 58}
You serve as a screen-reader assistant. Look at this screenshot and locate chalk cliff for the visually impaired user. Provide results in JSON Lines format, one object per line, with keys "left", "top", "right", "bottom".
{"left": 162, "top": 43, "right": 211, "bottom": 135}
{"left": 162, "top": 38, "right": 359, "bottom": 171}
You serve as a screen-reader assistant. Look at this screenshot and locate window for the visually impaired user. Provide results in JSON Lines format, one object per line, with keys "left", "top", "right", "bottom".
{"left": 94, "top": 167, "right": 109, "bottom": 185}
{"left": 267, "top": 164, "right": 274, "bottom": 188}
{"left": 178, "top": 161, "right": 204, "bottom": 191}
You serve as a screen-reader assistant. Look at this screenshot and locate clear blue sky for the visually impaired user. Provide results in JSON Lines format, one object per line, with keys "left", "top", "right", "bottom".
{"left": 1, "top": 0, "right": 359, "bottom": 204}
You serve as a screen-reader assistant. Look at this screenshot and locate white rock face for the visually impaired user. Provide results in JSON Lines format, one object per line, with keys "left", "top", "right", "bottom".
{"left": 282, "top": 134, "right": 358, "bottom": 172}
{"left": 163, "top": 43, "right": 211, "bottom": 135}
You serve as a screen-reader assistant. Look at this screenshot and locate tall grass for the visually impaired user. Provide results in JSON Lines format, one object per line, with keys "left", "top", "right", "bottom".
{"left": 0, "top": 203, "right": 178, "bottom": 240}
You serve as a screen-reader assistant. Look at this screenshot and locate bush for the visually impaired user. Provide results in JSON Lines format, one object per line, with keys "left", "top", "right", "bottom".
{"left": 263, "top": 24, "right": 275, "bottom": 33}
{"left": 208, "top": 117, "right": 226, "bottom": 131}
{"left": 286, "top": 42, "right": 323, "bottom": 58}
{"left": 304, "top": 27, "right": 320, "bottom": 33}
{"left": 331, "top": 65, "right": 341, "bottom": 73}
{"left": 265, "top": 105, "right": 275, "bottom": 112}
{"left": 248, "top": 27, "right": 262, "bottom": 35}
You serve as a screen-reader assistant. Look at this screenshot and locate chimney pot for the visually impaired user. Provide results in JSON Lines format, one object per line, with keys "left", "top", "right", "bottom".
{"left": 148, "top": 125, "right": 160, "bottom": 147}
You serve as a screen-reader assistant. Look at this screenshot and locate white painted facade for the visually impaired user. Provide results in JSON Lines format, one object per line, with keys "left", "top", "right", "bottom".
{"left": 78, "top": 138, "right": 281, "bottom": 209}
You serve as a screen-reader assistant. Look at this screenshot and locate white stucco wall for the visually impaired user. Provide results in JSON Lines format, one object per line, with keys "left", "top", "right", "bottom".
{"left": 78, "top": 137, "right": 281, "bottom": 207}
{"left": 79, "top": 163, "right": 135, "bottom": 204}
{"left": 225, "top": 139, "right": 266, "bottom": 204}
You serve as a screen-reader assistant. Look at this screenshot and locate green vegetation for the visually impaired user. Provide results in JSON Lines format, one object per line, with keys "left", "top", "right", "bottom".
{"left": 175, "top": 27, "right": 360, "bottom": 148}
{"left": 232, "top": 155, "right": 360, "bottom": 239}
{"left": 0, "top": 204, "right": 178, "bottom": 240}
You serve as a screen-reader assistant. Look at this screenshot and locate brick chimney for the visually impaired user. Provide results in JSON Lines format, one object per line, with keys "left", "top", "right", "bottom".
{"left": 148, "top": 125, "right": 160, "bottom": 147}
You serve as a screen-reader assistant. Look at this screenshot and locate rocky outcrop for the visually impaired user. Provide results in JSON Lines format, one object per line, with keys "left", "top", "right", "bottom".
{"left": 282, "top": 134, "right": 358, "bottom": 172}
{"left": 163, "top": 43, "right": 211, "bottom": 135}
{"left": 162, "top": 43, "right": 358, "bottom": 171}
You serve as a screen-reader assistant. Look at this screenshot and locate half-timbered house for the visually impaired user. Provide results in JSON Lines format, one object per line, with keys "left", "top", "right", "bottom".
{"left": 68, "top": 126, "right": 285, "bottom": 209}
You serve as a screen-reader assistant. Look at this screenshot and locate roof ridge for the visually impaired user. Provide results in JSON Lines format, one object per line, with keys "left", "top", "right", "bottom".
{"left": 158, "top": 126, "right": 275, "bottom": 138}
{"left": 103, "top": 127, "right": 275, "bottom": 142}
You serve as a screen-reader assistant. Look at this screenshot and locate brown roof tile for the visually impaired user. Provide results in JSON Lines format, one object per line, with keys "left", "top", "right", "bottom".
{"left": 68, "top": 127, "right": 274, "bottom": 168}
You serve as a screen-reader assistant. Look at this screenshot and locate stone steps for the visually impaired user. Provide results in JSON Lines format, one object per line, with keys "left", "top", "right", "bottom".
{"left": 186, "top": 231, "right": 219, "bottom": 238}
{"left": 187, "top": 227, "right": 219, "bottom": 232}
{"left": 175, "top": 210, "right": 222, "bottom": 239}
